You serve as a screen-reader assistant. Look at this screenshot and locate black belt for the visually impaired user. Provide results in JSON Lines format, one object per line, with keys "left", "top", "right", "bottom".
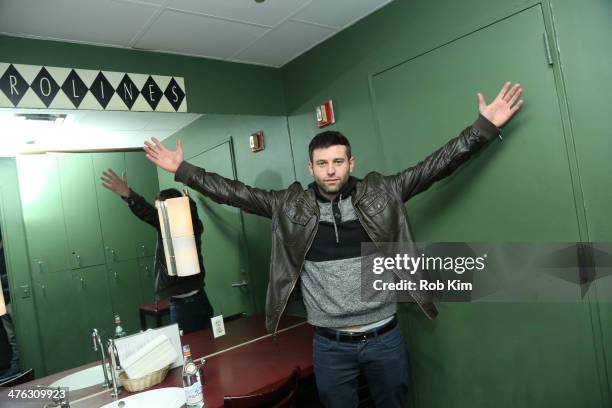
{"left": 315, "top": 316, "right": 397, "bottom": 342}
{"left": 170, "top": 290, "right": 202, "bottom": 303}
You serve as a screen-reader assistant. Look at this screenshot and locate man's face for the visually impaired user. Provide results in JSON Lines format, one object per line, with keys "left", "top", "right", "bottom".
{"left": 308, "top": 145, "right": 355, "bottom": 196}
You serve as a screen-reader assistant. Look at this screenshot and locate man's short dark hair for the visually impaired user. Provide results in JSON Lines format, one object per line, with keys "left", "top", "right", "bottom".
{"left": 156, "top": 188, "right": 183, "bottom": 201}
{"left": 308, "top": 131, "right": 351, "bottom": 162}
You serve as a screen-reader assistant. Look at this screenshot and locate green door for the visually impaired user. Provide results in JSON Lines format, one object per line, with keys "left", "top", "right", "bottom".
{"left": 56, "top": 153, "right": 105, "bottom": 269}
{"left": 187, "top": 141, "right": 253, "bottom": 317}
{"left": 371, "top": 5, "right": 602, "bottom": 408}
{"left": 17, "top": 154, "right": 69, "bottom": 274}
{"left": 107, "top": 258, "right": 143, "bottom": 336}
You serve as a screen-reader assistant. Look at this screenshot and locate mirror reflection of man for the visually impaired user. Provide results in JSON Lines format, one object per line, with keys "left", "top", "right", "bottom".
{"left": 100, "top": 171, "right": 213, "bottom": 334}
{"left": 145, "top": 83, "right": 523, "bottom": 407}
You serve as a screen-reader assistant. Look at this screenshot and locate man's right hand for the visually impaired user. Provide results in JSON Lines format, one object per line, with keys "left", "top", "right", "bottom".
{"left": 144, "top": 137, "right": 184, "bottom": 174}
{"left": 100, "top": 169, "right": 130, "bottom": 198}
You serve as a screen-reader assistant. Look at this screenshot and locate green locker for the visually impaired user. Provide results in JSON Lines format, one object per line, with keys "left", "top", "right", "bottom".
{"left": 125, "top": 151, "right": 158, "bottom": 259}
{"left": 370, "top": 5, "right": 603, "bottom": 408}
{"left": 17, "top": 154, "right": 69, "bottom": 274}
{"left": 107, "top": 258, "right": 143, "bottom": 336}
{"left": 92, "top": 152, "right": 138, "bottom": 262}
{"left": 138, "top": 255, "right": 156, "bottom": 304}
{"left": 31, "top": 267, "right": 114, "bottom": 376}
{"left": 56, "top": 153, "right": 105, "bottom": 269}
{"left": 71, "top": 265, "right": 115, "bottom": 362}
{"left": 31, "top": 269, "right": 82, "bottom": 374}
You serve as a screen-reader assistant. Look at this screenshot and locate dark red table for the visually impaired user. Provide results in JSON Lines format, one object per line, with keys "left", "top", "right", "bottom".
{"left": 138, "top": 299, "right": 171, "bottom": 330}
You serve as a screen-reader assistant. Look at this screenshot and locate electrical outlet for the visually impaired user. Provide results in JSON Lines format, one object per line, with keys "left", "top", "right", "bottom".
{"left": 20, "top": 285, "right": 31, "bottom": 299}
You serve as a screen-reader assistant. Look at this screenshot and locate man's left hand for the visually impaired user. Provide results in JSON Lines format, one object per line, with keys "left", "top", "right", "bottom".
{"left": 478, "top": 82, "right": 524, "bottom": 128}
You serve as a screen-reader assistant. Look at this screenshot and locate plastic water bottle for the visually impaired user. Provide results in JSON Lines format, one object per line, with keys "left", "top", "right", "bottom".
{"left": 182, "top": 344, "right": 204, "bottom": 407}
{"left": 113, "top": 314, "right": 126, "bottom": 338}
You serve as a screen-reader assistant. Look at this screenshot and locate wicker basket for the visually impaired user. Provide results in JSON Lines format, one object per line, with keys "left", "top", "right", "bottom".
{"left": 118, "top": 365, "right": 171, "bottom": 392}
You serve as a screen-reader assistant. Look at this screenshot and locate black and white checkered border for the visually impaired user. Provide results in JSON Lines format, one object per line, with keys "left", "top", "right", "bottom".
{"left": 0, "top": 62, "right": 187, "bottom": 112}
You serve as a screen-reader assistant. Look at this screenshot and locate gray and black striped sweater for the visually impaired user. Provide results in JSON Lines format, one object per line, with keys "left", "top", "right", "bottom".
{"left": 301, "top": 177, "right": 396, "bottom": 328}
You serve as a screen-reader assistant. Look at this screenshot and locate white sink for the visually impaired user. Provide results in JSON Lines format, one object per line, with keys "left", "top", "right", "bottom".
{"left": 50, "top": 364, "right": 109, "bottom": 391}
{"left": 99, "top": 387, "right": 186, "bottom": 408}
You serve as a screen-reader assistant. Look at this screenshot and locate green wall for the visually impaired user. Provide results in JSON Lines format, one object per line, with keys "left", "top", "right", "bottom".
{"left": 281, "top": 0, "right": 612, "bottom": 406}
{"left": 552, "top": 0, "right": 612, "bottom": 399}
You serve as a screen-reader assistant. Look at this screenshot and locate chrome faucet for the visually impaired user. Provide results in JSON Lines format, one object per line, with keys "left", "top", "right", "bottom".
{"left": 107, "top": 339, "right": 122, "bottom": 398}
{"left": 91, "top": 329, "right": 111, "bottom": 388}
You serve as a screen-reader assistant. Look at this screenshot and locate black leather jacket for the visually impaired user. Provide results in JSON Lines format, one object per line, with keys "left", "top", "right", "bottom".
{"left": 175, "top": 115, "right": 499, "bottom": 333}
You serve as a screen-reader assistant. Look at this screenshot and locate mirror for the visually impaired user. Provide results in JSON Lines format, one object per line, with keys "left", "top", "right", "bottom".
{"left": 0, "top": 107, "right": 283, "bottom": 383}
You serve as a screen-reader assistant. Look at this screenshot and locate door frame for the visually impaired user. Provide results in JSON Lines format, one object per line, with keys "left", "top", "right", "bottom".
{"left": 185, "top": 137, "right": 258, "bottom": 315}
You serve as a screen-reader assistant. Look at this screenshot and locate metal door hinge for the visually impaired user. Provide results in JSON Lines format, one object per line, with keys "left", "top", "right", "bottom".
{"left": 543, "top": 33, "right": 553, "bottom": 66}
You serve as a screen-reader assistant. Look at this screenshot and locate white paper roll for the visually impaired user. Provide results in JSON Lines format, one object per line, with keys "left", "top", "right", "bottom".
{"left": 156, "top": 196, "right": 200, "bottom": 277}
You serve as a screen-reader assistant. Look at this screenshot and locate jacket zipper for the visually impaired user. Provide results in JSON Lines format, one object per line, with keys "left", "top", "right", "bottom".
{"left": 273, "top": 208, "right": 319, "bottom": 335}
{"left": 352, "top": 201, "right": 377, "bottom": 249}
{"left": 353, "top": 199, "right": 427, "bottom": 308}
{"left": 331, "top": 194, "right": 341, "bottom": 243}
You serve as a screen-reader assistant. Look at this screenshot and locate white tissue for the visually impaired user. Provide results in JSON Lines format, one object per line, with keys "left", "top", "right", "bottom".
{"left": 122, "top": 334, "right": 177, "bottom": 379}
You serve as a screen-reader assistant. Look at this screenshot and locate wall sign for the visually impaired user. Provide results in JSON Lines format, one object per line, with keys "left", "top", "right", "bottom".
{"left": 0, "top": 62, "right": 188, "bottom": 112}
{"left": 316, "top": 99, "right": 335, "bottom": 128}
{"left": 249, "top": 131, "right": 265, "bottom": 152}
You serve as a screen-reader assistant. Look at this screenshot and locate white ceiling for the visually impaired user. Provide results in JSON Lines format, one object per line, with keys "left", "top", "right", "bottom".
{"left": 0, "top": 108, "right": 202, "bottom": 155}
{"left": 0, "top": 0, "right": 394, "bottom": 154}
{"left": 0, "top": 0, "right": 394, "bottom": 67}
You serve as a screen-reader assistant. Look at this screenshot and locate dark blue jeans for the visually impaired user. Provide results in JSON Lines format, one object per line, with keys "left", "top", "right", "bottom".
{"left": 313, "top": 323, "right": 410, "bottom": 408}
{"left": 170, "top": 289, "right": 214, "bottom": 335}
